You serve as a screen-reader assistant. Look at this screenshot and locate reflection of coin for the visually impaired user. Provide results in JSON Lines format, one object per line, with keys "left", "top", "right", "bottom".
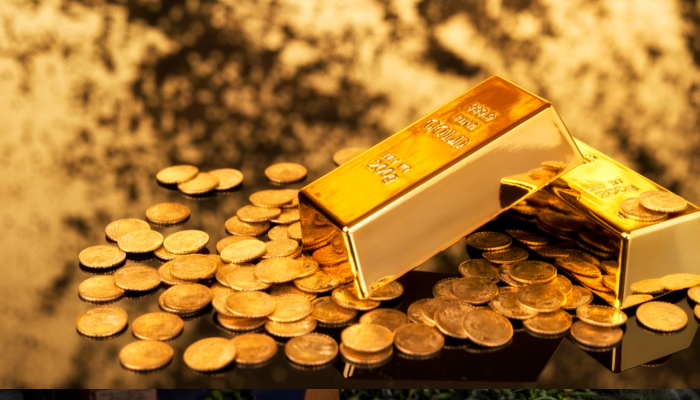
{"left": 119, "top": 340, "right": 173, "bottom": 371}
{"left": 505, "top": 229, "right": 548, "bottom": 246}
{"left": 77, "top": 306, "right": 128, "bottom": 337}
{"left": 184, "top": 337, "right": 237, "bottom": 372}
{"left": 660, "top": 273, "right": 700, "bottom": 291}
{"left": 262, "top": 239, "right": 299, "bottom": 259}
{"left": 78, "top": 276, "right": 125, "bottom": 302}
{"left": 570, "top": 321, "right": 622, "bottom": 348}
{"left": 482, "top": 247, "right": 529, "bottom": 264}
{"left": 167, "top": 254, "right": 217, "bottom": 281}
{"left": 462, "top": 308, "right": 513, "bottom": 347}
{"left": 312, "top": 296, "right": 357, "bottom": 326}
{"left": 156, "top": 165, "right": 199, "bottom": 184}
{"left": 226, "top": 291, "right": 276, "bottom": 318}
{"left": 132, "top": 312, "right": 183, "bottom": 341}
{"left": 516, "top": 284, "right": 565, "bottom": 312}
{"left": 638, "top": 190, "right": 687, "bottom": 213}
{"left": 163, "top": 230, "right": 209, "bottom": 255}
{"left": 432, "top": 278, "right": 460, "bottom": 297}
{"left": 523, "top": 310, "right": 572, "bottom": 335}
{"left": 118, "top": 230, "right": 164, "bottom": 253}
{"left": 458, "top": 259, "right": 500, "bottom": 283}
{"left": 216, "top": 313, "right": 266, "bottom": 331}
{"left": 249, "top": 190, "right": 296, "bottom": 208}
{"left": 285, "top": 333, "right": 338, "bottom": 366}
{"left": 208, "top": 168, "right": 244, "bottom": 190}
{"left": 561, "top": 285, "right": 593, "bottom": 310}
{"left": 450, "top": 277, "right": 498, "bottom": 304}
{"left": 294, "top": 270, "right": 340, "bottom": 293}
{"left": 466, "top": 231, "right": 512, "bottom": 251}
{"left": 265, "top": 163, "right": 308, "bottom": 184}
{"left": 393, "top": 324, "right": 444, "bottom": 357}
{"left": 340, "top": 343, "right": 393, "bottom": 365}
{"left": 332, "top": 285, "right": 380, "bottom": 311}
{"left": 161, "top": 283, "right": 213, "bottom": 313}
{"left": 225, "top": 216, "right": 270, "bottom": 237}
{"left": 333, "top": 147, "right": 367, "bottom": 166}
{"left": 602, "top": 275, "right": 617, "bottom": 292}
{"left": 601, "top": 261, "right": 619, "bottom": 275}
{"left": 537, "top": 210, "right": 584, "bottom": 232}
{"left": 434, "top": 301, "right": 475, "bottom": 338}
{"left": 114, "top": 265, "right": 161, "bottom": 291}
{"left": 636, "top": 301, "right": 688, "bottom": 332}
{"left": 407, "top": 299, "right": 431, "bottom": 324}
{"left": 509, "top": 261, "right": 557, "bottom": 284}
{"left": 578, "top": 231, "right": 618, "bottom": 253}
{"left": 146, "top": 203, "right": 190, "bottom": 225}
{"left": 255, "top": 257, "right": 303, "bottom": 283}
{"left": 341, "top": 323, "right": 393, "bottom": 352}
{"left": 577, "top": 305, "right": 627, "bottom": 327}
{"left": 105, "top": 219, "right": 150, "bottom": 242}
{"left": 226, "top": 266, "right": 271, "bottom": 291}
{"left": 688, "top": 285, "right": 700, "bottom": 303}
{"left": 489, "top": 292, "right": 537, "bottom": 320}
{"left": 619, "top": 197, "right": 667, "bottom": 222}
{"left": 265, "top": 315, "right": 317, "bottom": 337}
{"left": 631, "top": 278, "right": 665, "bottom": 294}
{"left": 237, "top": 205, "right": 281, "bottom": 222}
{"left": 555, "top": 258, "right": 601, "bottom": 278}
{"left": 268, "top": 294, "right": 312, "bottom": 322}
{"left": 230, "top": 333, "right": 278, "bottom": 365}
{"left": 271, "top": 208, "right": 301, "bottom": 225}
{"left": 312, "top": 245, "right": 347, "bottom": 265}
{"left": 369, "top": 281, "right": 404, "bottom": 301}
{"left": 621, "top": 294, "right": 653, "bottom": 308}
{"left": 359, "top": 309, "right": 409, "bottom": 332}
{"left": 178, "top": 172, "right": 219, "bottom": 194}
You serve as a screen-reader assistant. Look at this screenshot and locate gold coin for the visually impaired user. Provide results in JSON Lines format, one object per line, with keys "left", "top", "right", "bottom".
{"left": 561, "top": 285, "right": 593, "bottom": 310}
{"left": 132, "top": 312, "right": 184, "bottom": 341}
{"left": 407, "top": 299, "right": 431, "bottom": 324}
{"left": 265, "top": 162, "right": 308, "bottom": 184}
{"left": 449, "top": 277, "right": 498, "bottom": 304}
{"left": 78, "top": 275, "right": 125, "bottom": 302}
{"left": 516, "top": 284, "right": 566, "bottom": 312}
{"left": 268, "top": 294, "right": 312, "bottom": 322}
{"left": 570, "top": 320, "right": 623, "bottom": 348}
{"left": 312, "top": 245, "right": 347, "bottom": 265}
{"left": 270, "top": 282, "right": 317, "bottom": 300}
{"left": 226, "top": 266, "right": 271, "bottom": 291}
{"left": 158, "top": 263, "right": 190, "bottom": 285}
{"left": 216, "top": 313, "right": 266, "bottom": 331}
{"left": 462, "top": 308, "right": 513, "bottom": 347}
{"left": 341, "top": 323, "right": 393, "bottom": 352}
{"left": 114, "top": 265, "right": 161, "bottom": 291}
{"left": 265, "top": 315, "right": 317, "bottom": 337}
{"left": 105, "top": 218, "right": 150, "bottom": 242}
{"left": 231, "top": 333, "right": 278, "bottom": 365}
{"left": 163, "top": 230, "right": 209, "bottom": 255}
{"left": 601, "top": 260, "right": 619, "bottom": 275}
{"left": 209, "top": 281, "right": 232, "bottom": 297}
{"left": 118, "top": 230, "right": 163, "bottom": 254}
{"left": 369, "top": 281, "right": 404, "bottom": 301}
{"left": 555, "top": 257, "right": 601, "bottom": 278}
{"left": 421, "top": 297, "right": 459, "bottom": 326}
{"left": 184, "top": 337, "right": 237, "bottom": 371}
{"left": 255, "top": 257, "right": 303, "bottom": 283}
{"left": 619, "top": 197, "right": 667, "bottom": 222}
{"left": 279, "top": 189, "right": 300, "bottom": 208}
{"left": 212, "top": 291, "right": 236, "bottom": 316}
{"left": 333, "top": 147, "right": 367, "bottom": 166}
{"left": 457, "top": 259, "right": 500, "bottom": 283}
{"left": 638, "top": 190, "right": 687, "bottom": 213}
{"left": 695, "top": 304, "right": 700, "bottom": 321}
{"left": 359, "top": 309, "right": 409, "bottom": 332}
{"left": 482, "top": 247, "right": 529, "bottom": 264}
{"left": 161, "top": 283, "right": 213, "bottom": 313}
{"left": 332, "top": 285, "right": 380, "bottom": 311}
{"left": 146, "top": 203, "right": 191, "bottom": 225}
{"left": 466, "top": 231, "right": 512, "bottom": 251}
{"left": 285, "top": 333, "right": 338, "bottom": 366}
{"left": 76, "top": 305, "right": 128, "bottom": 337}
{"left": 294, "top": 270, "right": 339, "bottom": 293}
{"left": 688, "top": 285, "right": 700, "bottom": 303}
{"left": 393, "top": 324, "right": 444, "bottom": 357}
{"left": 660, "top": 273, "right": 700, "bottom": 291}
{"left": 621, "top": 294, "right": 653, "bottom": 308}
{"left": 79, "top": 245, "right": 126, "bottom": 268}
{"left": 537, "top": 210, "right": 585, "bottom": 232}
{"left": 312, "top": 296, "right": 357, "bottom": 325}
{"left": 533, "top": 245, "right": 571, "bottom": 258}
{"left": 237, "top": 205, "right": 281, "bottom": 222}
{"left": 322, "top": 262, "right": 354, "bottom": 284}
{"left": 296, "top": 254, "right": 320, "bottom": 278}
{"left": 577, "top": 304, "right": 627, "bottom": 327}
{"left": 156, "top": 165, "right": 199, "bottom": 184}
{"left": 602, "top": 275, "right": 617, "bottom": 292}
{"left": 178, "top": 172, "right": 220, "bottom": 194}
{"left": 636, "top": 301, "right": 688, "bottom": 332}
{"left": 497, "top": 265, "right": 526, "bottom": 288}
{"left": 167, "top": 254, "right": 218, "bottom": 281}
{"left": 571, "top": 274, "right": 612, "bottom": 293}
{"left": 249, "top": 190, "right": 296, "bottom": 208}
{"left": 271, "top": 208, "right": 301, "bottom": 224}
{"left": 226, "top": 291, "right": 276, "bottom": 318}
{"left": 509, "top": 260, "right": 557, "bottom": 284}
{"left": 489, "top": 292, "right": 538, "bottom": 320}
{"left": 262, "top": 239, "right": 299, "bottom": 259}
{"left": 546, "top": 275, "right": 573, "bottom": 296}
{"left": 217, "top": 235, "right": 256, "bottom": 253}
{"left": 505, "top": 229, "right": 548, "bottom": 246}
{"left": 339, "top": 343, "right": 393, "bottom": 365}
{"left": 268, "top": 225, "right": 289, "bottom": 241}
{"left": 631, "top": 278, "right": 665, "bottom": 294}
{"left": 225, "top": 216, "right": 270, "bottom": 237}
{"left": 287, "top": 222, "right": 302, "bottom": 240}
{"left": 215, "top": 262, "right": 244, "bottom": 287}
{"left": 154, "top": 246, "right": 180, "bottom": 261}
{"left": 208, "top": 168, "right": 244, "bottom": 190}
{"left": 432, "top": 278, "right": 460, "bottom": 297}
{"left": 523, "top": 309, "right": 572, "bottom": 335}
{"left": 119, "top": 340, "right": 173, "bottom": 371}
{"left": 577, "top": 231, "right": 618, "bottom": 253}
{"left": 434, "top": 301, "right": 476, "bottom": 338}
{"left": 220, "top": 239, "right": 267, "bottom": 263}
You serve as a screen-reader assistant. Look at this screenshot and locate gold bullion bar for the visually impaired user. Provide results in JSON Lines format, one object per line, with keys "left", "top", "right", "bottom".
{"left": 549, "top": 140, "right": 700, "bottom": 309}
{"left": 299, "top": 75, "right": 583, "bottom": 298}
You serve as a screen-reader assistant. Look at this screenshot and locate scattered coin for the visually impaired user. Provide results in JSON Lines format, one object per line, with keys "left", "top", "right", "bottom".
{"left": 285, "top": 333, "right": 338, "bottom": 366}
{"left": 339, "top": 343, "right": 393, "bottom": 365}
{"left": 621, "top": 294, "right": 653, "bottom": 308}
{"left": 546, "top": 275, "right": 573, "bottom": 296}
{"left": 226, "top": 291, "right": 276, "bottom": 318}
{"left": 360, "top": 309, "right": 409, "bottom": 332}
{"left": 570, "top": 321, "right": 623, "bottom": 348}
{"left": 119, "top": 340, "right": 173, "bottom": 371}
{"left": 462, "top": 308, "right": 513, "bottom": 347}
{"left": 226, "top": 265, "right": 271, "bottom": 291}
{"left": 163, "top": 230, "right": 209, "bottom": 255}
{"left": 294, "top": 270, "right": 340, "bottom": 293}
{"left": 237, "top": 205, "right": 281, "bottom": 223}
{"left": 184, "top": 337, "right": 237, "bottom": 371}
{"left": 312, "top": 296, "right": 357, "bottom": 326}
{"left": 114, "top": 265, "right": 161, "bottom": 291}
{"left": 333, "top": 147, "right": 367, "bottom": 166}
{"left": 509, "top": 260, "right": 557, "bottom": 284}
{"left": 231, "top": 333, "right": 278, "bottom": 364}
{"left": 369, "top": 281, "right": 404, "bottom": 301}
{"left": 638, "top": 190, "right": 687, "bottom": 213}
{"left": 432, "top": 278, "right": 459, "bottom": 297}
{"left": 76, "top": 306, "right": 128, "bottom": 337}
{"left": 516, "top": 284, "right": 566, "bottom": 312}
{"left": 510, "top": 204, "right": 540, "bottom": 216}
{"left": 156, "top": 165, "right": 199, "bottom": 184}
{"left": 577, "top": 304, "right": 628, "bottom": 327}
{"left": 131, "top": 312, "right": 184, "bottom": 341}
{"left": 636, "top": 301, "right": 688, "bottom": 332}
{"left": 555, "top": 258, "right": 601, "bottom": 278}
{"left": 450, "top": 277, "right": 498, "bottom": 304}
{"left": 393, "top": 323, "right": 444, "bottom": 357}
{"left": 216, "top": 313, "right": 266, "bottom": 331}
{"left": 421, "top": 297, "right": 458, "bottom": 326}
{"left": 630, "top": 278, "right": 665, "bottom": 294}
{"left": 466, "top": 231, "right": 512, "bottom": 251}
{"left": 265, "top": 163, "right": 308, "bottom": 184}
{"left": 160, "top": 283, "right": 213, "bottom": 313}
{"left": 208, "top": 168, "right": 244, "bottom": 190}
{"left": 407, "top": 299, "right": 431, "bottom": 324}
{"left": 660, "top": 273, "right": 700, "bottom": 291}
{"left": 220, "top": 239, "right": 267, "bottom": 263}
{"left": 255, "top": 257, "right": 303, "bottom": 283}
{"left": 287, "top": 222, "right": 303, "bottom": 241}
{"left": 105, "top": 219, "right": 151, "bottom": 242}
{"left": 341, "top": 323, "right": 394, "bottom": 352}
{"left": 434, "top": 301, "right": 476, "bottom": 338}
{"left": 505, "top": 229, "right": 548, "bottom": 246}
{"left": 268, "top": 294, "right": 312, "bottom": 322}
{"left": 262, "top": 239, "right": 300, "bottom": 259}
{"left": 619, "top": 197, "right": 667, "bottom": 222}
{"left": 497, "top": 265, "right": 526, "bottom": 287}
{"left": 78, "top": 275, "right": 125, "bottom": 302}
{"left": 79, "top": 245, "right": 127, "bottom": 268}
{"left": 250, "top": 190, "right": 296, "bottom": 208}
{"left": 146, "top": 203, "right": 191, "bottom": 225}
{"left": 118, "top": 230, "right": 164, "bottom": 254}
{"left": 178, "top": 172, "right": 220, "bottom": 194}
{"left": 458, "top": 259, "right": 500, "bottom": 283}
{"left": 482, "top": 247, "right": 529, "bottom": 264}
{"left": 688, "top": 285, "right": 700, "bottom": 303}
{"left": 332, "top": 285, "right": 380, "bottom": 311}
{"left": 225, "top": 216, "right": 270, "bottom": 237}
{"left": 561, "top": 285, "right": 593, "bottom": 310}
{"left": 167, "top": 254, "right": 218, "bottom": 281}
{"left": 266, "top": 315, "right": 317, "bottom": 337}
{"left": 489, "top": 292, "right": 538, "bottom": 320}
{"left": 523, "top": 309, "right": 572, "bottom": 335}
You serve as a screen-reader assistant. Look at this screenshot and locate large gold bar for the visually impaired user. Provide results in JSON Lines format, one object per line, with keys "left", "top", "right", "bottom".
{"left": 299, "top": 76, "right": 583, "bottom": 298}
{"left": 548, "top": 140, "right": 700, "bottom": 308}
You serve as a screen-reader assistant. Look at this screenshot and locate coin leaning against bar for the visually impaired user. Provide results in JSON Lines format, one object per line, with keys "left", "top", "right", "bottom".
{"left": 285, "top": 333, "right": 339, "bottom": 366}
{"left": 466, "top": 231, "right": 512, "bottom": 251}
{"left": 231, "top": 333, "right": 278, "bottom": 365}
{"left": 265, "top": 162, "right": 308, "bottom": 183}
{"left": 131, "top": 312, "right": 184, "bottom": 340}
{"left": 146, "top": 203, "right": 190, "bottom": 225}
{"left": 105, "top": 218, "right": 150, "bottom": 242}
{"left": 184, "top": 337, "right": 237, "bottom": 371}
{"left": 393, "top": 323, "right": 444, "bottom": 357}
{"left": 226, "top": 291, "right": 276, "bottom": 318}
{"left": 237, "top": 205, "right": 281, "bottom": 222}
{"left": 119, "top": 341, "right": 173, "bottom": 371}
{"left": 163, "top": 230, "right": 209, "bottom": 254}
{"left": 341, "top": 324, "right": 394, "bottom": 352}
{"left": 638, "top": 190, "right": 687, "bottom": 213}
{"left": 79, "top": 245, "right": 127, "bottom": 268}
{"left": 76, "top": 306, "right": 128, "bottom": 337}
{"left": 636, "top": 301, "right": 688, "bottom": 332}
{"left": 114, "top": 265, "right": 161, "bottom": 291}
{"left": 577, "top": 304, "right": 628, "bottom": 327}
{"left": 220, "top": 239, "right": 267, "bottom": 263}
{"left": 78, "top": 275, "right": 125, "bottom": 302}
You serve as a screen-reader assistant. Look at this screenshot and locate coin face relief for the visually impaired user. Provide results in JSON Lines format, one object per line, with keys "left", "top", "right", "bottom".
{"left": 167, "top": 254, "right": 218, "bottom": 281}
{"left": 285, "top": 333, "right": 338, "bottom": 366}
{"left": 146, "top": 203, "right": 191, "bottom": 225}
{"left": 183, "top": 337, "right": 237, "bottom": 371}
{"left": 267, "top": 294, "right": 312, "bottom": 322}
{"left": 117, "top": 230, "right": 164, "bottom": 253}
{"left": 225, "top": 216, "right": 270, "bottom": 237}
{"left": 332, "top": 285, "right": 380, "bottom": 311}
{"left": 449, "top": 277, "right": 498, "bottom": 304}
{"left": 226, "top": 291, "right": 276, "bottom": 318}
{"left": 231, "top": 333, "right": 278, "bottom": 365}
{"left": 237, "top": 205, "right": 281, "bottom": 222}
{"left": 78, "top": 275, "right": 125, "bottom": 302}
{"left": 359, "top": 309, "right": 409, "bottom": 333}
{"left": 434, "top": 301, "right": 476, "bottom": 338}
{"left": 482, "top": 247, "right": 529, "bottom": 264}
{"left": 462, "top": 308, "right": 513, "bottom": 347}
{"left": 119, "top": 340, "right": 174, "bottom": 371}
{"left": 312, "top": 296, "right": 357, "bottom": 326}
{"left": 458, "top": 260, "right": 500, "bottom": 283}
{"left": 160, "top": 283, "right": 213, "bottom": 314}
{"left": 516, "top": 284, "right": 566, "bottom": 312}
{"left": 163, "top": 230, "right": 209, "bottom": 255}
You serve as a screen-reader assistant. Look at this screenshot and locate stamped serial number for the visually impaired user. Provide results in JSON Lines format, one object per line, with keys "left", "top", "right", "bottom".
{"left": 586, "top": 178, "right": 640, "bottom": 199}
{"left": 366, "top": 152, "right": 412, "bottom": 185}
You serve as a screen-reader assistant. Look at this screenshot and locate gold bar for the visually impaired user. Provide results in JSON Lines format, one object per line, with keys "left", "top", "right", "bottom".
{"left": 548, "top": 140, "right": 700, "bottom": 308}
{"left": 299, "top": 76, "right": 583, "bottom": 298}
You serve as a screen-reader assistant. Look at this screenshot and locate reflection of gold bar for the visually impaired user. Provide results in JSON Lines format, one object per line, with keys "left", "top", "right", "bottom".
{"left": 299, "top": 76, "right": 582, "bottom": 298}
{"left": 550, "top": 140, "right": 700, "bottom": 308}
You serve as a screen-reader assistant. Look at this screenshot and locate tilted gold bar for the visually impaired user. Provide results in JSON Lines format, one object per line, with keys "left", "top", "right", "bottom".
{"left": 299, "top": 76, "right": 583, "bottom": 298}
{"left": 548, "top": 140, "right": 700, "bottom": 308}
